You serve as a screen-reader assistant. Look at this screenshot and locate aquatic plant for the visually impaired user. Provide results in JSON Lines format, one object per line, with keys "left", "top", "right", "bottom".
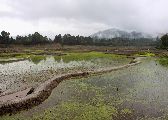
{"left": 40, "top": 102, "right": 117, "bottom": 120}
{"left": 54, "top": 52, "right": 126, "bottom": 62}
{"left": 29, "top": 55, "right": 46, "bottom": 64}
{"left": 158, "top": 56, "right": 168, "bottom": 66}
{"left": 135, "top": 52, "right": 155, "bottom": 57}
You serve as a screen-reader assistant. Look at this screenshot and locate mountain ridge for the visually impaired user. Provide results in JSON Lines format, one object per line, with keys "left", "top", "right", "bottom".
{"left": 90, "top": 28, "right": 154, "bottom": 39}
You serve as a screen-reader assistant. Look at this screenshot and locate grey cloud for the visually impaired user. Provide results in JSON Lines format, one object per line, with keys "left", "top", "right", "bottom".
{"left": 2, "top": 0, "right": 168, "bottom": 35}
{"left": 8, "top": 0, "right": 138, "bottom": 21}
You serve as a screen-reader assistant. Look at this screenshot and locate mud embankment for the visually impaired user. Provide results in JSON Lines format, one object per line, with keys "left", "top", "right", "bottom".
{"left": 0, "top": 57, "right": 142, "bottom": 116}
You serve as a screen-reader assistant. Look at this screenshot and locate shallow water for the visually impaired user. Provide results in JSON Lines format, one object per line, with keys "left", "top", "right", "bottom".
{"left": 0, "top": 56, "right": 129, "bottom": 94}
{"left": 7, "top": 57, "right": 166, "bottom": 119}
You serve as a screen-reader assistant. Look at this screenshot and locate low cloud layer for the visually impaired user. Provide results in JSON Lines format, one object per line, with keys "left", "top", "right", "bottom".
{"left": 0, "top": 0, "right": 168, "bottom": 38}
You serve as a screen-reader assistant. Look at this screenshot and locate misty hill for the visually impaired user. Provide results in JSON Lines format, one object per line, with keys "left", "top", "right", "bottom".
{"left": 90, "top": 28, "right": 154, "bottom": 39}
{"left": 90, "top": 28, "right": 159, "bottom": 46}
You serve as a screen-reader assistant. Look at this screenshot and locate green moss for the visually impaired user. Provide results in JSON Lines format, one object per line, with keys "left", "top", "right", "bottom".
{"left": 54, "top": 52, "right": 126, "bottom": 62}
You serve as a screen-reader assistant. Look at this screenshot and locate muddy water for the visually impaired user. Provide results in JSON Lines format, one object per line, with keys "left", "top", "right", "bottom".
{"left": 10, "top": 57, "right": 167, "bottom": 119}
{"left": 0, "top": 56, "right": 129, "bottom": 95}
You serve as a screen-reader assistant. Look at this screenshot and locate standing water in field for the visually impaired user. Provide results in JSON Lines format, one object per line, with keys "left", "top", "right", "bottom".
{"left": 3, "top": 57, "right": 168, "bottom": 120}
{"left": 0, "top": 53, "right": 130, "bottom": 95}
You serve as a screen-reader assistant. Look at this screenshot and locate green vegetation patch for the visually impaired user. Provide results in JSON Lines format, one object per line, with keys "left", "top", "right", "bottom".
{"left": 158, "top": 56, "right": 168, "bottom": 66}
{"left": 0, "top": 53, "right": 31, "bottom": 64}
{"left": 29, "top": 55, "right": 46, "bottom": 64}
{"left": 30, "top": 102, "right": 118, "bottom": 120}
{"left": 1, "top": 102, "right": 118, "bottom": 120}
{"left": 54, "top": 52, "right": 126, "bottom": 62}
{"left": 135, "top": 52, "right": 155, "bottom": 57}
{"left": 121, "top": 108, "right": 132, "bottom": 115}
{"left": 0, "top": 53, "right": 29, "bottom": 59}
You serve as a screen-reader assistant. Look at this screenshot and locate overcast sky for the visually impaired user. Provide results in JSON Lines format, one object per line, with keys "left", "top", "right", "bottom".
{"left": 0, "top": 0, "right": 168, "bottom": 38}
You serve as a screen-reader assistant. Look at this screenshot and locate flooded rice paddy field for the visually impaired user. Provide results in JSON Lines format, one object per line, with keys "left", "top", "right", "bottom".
{"left": 0, "top": 52, "right": 130, "bottom": 95}
{"left": 2, "top": 57, "right": 168, "bottom": 120}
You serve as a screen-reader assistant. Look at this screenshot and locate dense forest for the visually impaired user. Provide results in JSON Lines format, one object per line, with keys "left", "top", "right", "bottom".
{"left": 0, "top": 30, "right": 162, "bottom": 47}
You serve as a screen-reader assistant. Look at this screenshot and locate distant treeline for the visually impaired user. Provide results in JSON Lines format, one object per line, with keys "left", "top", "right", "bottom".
{"left": 0, "top": 30, "right": 160, "bottom": 47}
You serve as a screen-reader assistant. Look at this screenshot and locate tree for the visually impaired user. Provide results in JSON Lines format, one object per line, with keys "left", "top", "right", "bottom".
{"left": 31, "top": 32, "right": 49, "bottom": 45}
{"left": 54, "top": 34, "right": 62, "bottom": 43}
{"left": 0, "top": 31, "right": 10, "bottom": 47}
{"left": 161, "top": 34, "right": 168, "bottom": 48}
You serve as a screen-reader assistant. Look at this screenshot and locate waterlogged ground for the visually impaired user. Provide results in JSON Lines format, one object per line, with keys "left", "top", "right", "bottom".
{"left": 0, "top": 52, "right": 130, "bottom": 94}
{"left": 2, "top": 57, "right": 168, "bottom": 120}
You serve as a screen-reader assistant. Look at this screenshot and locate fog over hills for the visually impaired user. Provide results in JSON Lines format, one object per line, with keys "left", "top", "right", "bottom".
{"left": 90, "top": 28, "right": 155, "bottom": 39}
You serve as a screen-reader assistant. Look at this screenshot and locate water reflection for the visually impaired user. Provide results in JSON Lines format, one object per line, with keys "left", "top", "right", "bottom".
{"left": 29, "top": 55, "right": 46, "bottom": 64}
{"left": 19, "top": 58, "right": 168, "bottom": 119}
{"left": 1, "top": 56, "right": 125, "bottom": 94}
